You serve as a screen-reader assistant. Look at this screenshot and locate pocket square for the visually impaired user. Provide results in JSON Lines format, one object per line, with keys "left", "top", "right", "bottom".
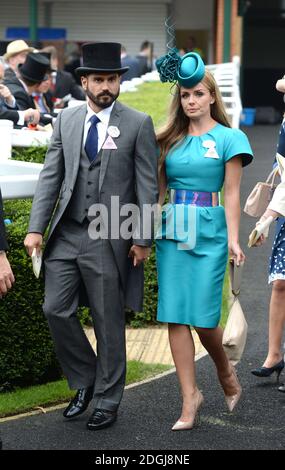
{"left": 102, "top": 135, "right": 117, "bottom": 150}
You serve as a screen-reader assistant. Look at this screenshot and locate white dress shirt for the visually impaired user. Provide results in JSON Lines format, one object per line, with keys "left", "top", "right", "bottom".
{"left": 83, "top": 101, "right": 115, "bottom": 151}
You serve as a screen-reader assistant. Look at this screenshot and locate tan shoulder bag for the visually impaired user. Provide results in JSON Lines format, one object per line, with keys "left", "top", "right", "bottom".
{"left": 244, "top": 167, "right": 279, "bottom": 218}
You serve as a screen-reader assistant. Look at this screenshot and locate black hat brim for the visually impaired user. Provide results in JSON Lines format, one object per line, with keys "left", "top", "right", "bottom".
{"left": 75, "top": 66, "right": 129, "bottom": 77}
{"left": 18, "top": 63, "right": 49, "bottom": 83}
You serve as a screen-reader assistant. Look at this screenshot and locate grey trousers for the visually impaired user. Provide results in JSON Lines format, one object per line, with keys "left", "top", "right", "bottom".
{"left": 43, "top": 218, "right": 126, "bottom": 412}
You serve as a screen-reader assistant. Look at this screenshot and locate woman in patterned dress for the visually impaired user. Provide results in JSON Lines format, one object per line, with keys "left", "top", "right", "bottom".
{"left": 251, "top": 79, "right": 285, "bottom": 391}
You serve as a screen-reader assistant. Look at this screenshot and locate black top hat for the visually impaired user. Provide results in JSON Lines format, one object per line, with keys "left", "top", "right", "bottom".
{"left": 75, "top": 42, "right": 129, "bottom": 77}
{"left": 18, "top": 53, "right": 50, "bottom": 83}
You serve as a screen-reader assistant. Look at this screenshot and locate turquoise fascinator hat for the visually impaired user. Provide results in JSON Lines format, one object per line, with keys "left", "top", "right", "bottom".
{"left": 156, "top": 48, "right": 205, "bottom": 88}
{"left": 177, "top": 52, "right": 205, "bottom": 88}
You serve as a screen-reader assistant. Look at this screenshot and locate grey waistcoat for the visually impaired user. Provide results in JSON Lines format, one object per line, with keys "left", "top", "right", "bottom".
{"left": 64, "top": 145, "right": 103, "bottom": 224}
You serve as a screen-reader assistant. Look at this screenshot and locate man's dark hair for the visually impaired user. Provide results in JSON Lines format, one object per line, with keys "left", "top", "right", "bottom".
{"left": 19, "top": 74, "right": 39, "bottom": 87}
{"left": 140, "top": 41, "right": 152, "bottom": 51}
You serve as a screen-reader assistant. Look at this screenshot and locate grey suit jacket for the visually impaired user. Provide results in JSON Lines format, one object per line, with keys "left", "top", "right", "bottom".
{"left": 28, "top": 101, "right": 158, "bottom": 311}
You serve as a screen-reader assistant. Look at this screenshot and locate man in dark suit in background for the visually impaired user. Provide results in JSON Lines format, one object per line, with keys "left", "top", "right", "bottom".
{"left": 0, "top": 57, "right": 40, "bottom": 126}
{"left": 120, "top": 46, "right": 140, "bottom": 83}
{"left": 4, "top": 53, "right": 53, "bottom": 126}
{"left": 40, "top": 46, "right": 86, "bottom": 104}
{"left": 136, "top": 40, "right": 153, "bottom": 77}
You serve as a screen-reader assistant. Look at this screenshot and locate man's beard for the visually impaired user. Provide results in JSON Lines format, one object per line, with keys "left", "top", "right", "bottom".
{"left": 86, "top": 88, "right": 119, "bottom": 109}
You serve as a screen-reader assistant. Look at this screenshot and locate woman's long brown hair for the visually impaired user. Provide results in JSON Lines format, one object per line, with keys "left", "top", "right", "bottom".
{"left": 156, "top": 70, "right": 231, "bottom": 172}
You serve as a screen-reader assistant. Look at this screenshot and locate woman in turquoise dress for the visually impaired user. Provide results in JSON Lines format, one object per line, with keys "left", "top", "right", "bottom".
{"left": 155, "top": 51, "right": 253, "bottom": 431}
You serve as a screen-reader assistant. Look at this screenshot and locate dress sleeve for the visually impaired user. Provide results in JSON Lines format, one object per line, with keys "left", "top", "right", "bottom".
{"left": 223, "top": 128, "right": 253, "bottom": 167}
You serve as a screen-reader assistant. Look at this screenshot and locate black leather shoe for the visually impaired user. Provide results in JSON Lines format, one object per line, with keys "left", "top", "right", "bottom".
{"left": 251, "top": 359, "right": 284, "bottom": 383}
{"left": 278, "top": 384, "right": 285, "bottom": 393}
{"left": 63, "top": 386, "right": 93, "bottom": 419}
{"left": 86, "top": 408, "right": 117, "bottom": 430}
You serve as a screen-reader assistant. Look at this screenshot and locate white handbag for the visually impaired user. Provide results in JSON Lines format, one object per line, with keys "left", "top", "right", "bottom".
{"left": 222, "top": 260, "right": 248, "bottom": 365}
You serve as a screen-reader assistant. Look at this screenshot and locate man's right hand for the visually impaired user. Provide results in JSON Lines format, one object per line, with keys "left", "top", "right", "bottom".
{"left": 24, "top": 233, "right": 43, "bottom": 256}
{"left": 24, "top": 109, "right": 40, "bottom": 125}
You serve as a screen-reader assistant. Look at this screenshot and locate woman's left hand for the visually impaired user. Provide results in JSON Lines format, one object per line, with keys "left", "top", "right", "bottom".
{"left": 228, "top": 241, "right": 245, "bottom": 266}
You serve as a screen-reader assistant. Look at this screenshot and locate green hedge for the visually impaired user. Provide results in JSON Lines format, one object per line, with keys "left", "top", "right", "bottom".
{"left": 0, "top": 199, "right": 62, "bottom": 391}
{"left": 12, "top": 146, "right": 47, "bottom": 164}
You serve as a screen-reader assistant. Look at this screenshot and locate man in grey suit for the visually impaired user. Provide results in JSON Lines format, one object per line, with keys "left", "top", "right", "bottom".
{"left": 24, "top": 42, "right": 158, "bottom": 430}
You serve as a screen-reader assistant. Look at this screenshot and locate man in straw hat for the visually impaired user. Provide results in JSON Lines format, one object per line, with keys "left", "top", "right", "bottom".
{"left": 4, "top": 39, "right": 34, "bottom": 80}
{"left": 24, "top": 42, "right": 158, "bottom": 430}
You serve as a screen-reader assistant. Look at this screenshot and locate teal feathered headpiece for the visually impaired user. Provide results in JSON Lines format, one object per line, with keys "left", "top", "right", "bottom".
{"left": 155, "top": 47, "right": 181, "bottom": 83}
{"left": 156, "top": 49, "right": 205, "bottom": 88}
{"left": 155, "top": 17, "right": 205, "bottom": 88}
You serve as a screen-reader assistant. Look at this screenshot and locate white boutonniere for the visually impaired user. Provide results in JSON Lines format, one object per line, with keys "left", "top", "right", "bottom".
{"left": 107, "top": 126, "right": 120, "bottom": 138}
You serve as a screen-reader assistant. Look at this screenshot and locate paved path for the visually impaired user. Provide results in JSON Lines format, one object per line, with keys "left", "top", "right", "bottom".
{"left": 85, "top": 326, "right": 205, "bottom": 366}
{"left": 1, "top": 125, "right": 285, "bottom": 450}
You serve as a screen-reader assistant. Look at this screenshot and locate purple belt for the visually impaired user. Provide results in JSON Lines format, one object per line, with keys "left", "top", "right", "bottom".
{"left": 169, "top": 189, "right": 220, "bottom": 207}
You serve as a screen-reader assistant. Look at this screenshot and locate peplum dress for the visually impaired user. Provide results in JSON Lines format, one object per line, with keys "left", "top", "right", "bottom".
{"left": 156, "top": 123, "right": 253, "bottom": 328}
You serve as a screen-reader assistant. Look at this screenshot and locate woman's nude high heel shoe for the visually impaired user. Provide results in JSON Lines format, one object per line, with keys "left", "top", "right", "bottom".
{"left": 172, "top": 390, "right": 204, "bottom": 431}
{"left": 223, "top": 367, "right": 242, "bottom": 412}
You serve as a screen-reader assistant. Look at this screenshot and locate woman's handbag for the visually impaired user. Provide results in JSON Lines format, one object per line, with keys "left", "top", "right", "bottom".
{"left": 222, "top": 260, "right": 248, "bottom": 365}
{"left": 244, "top": 167, "right": 279, "bottom": 217}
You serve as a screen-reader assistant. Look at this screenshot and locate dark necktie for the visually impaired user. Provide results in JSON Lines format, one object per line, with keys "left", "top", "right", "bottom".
{"left": 85, "top": 115, "right": 101, "bottom": 163}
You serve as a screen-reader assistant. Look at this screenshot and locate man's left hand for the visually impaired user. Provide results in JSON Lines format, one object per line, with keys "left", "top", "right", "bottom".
{"left": 128, "top": 245, "right": 151, "bottom": 267}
